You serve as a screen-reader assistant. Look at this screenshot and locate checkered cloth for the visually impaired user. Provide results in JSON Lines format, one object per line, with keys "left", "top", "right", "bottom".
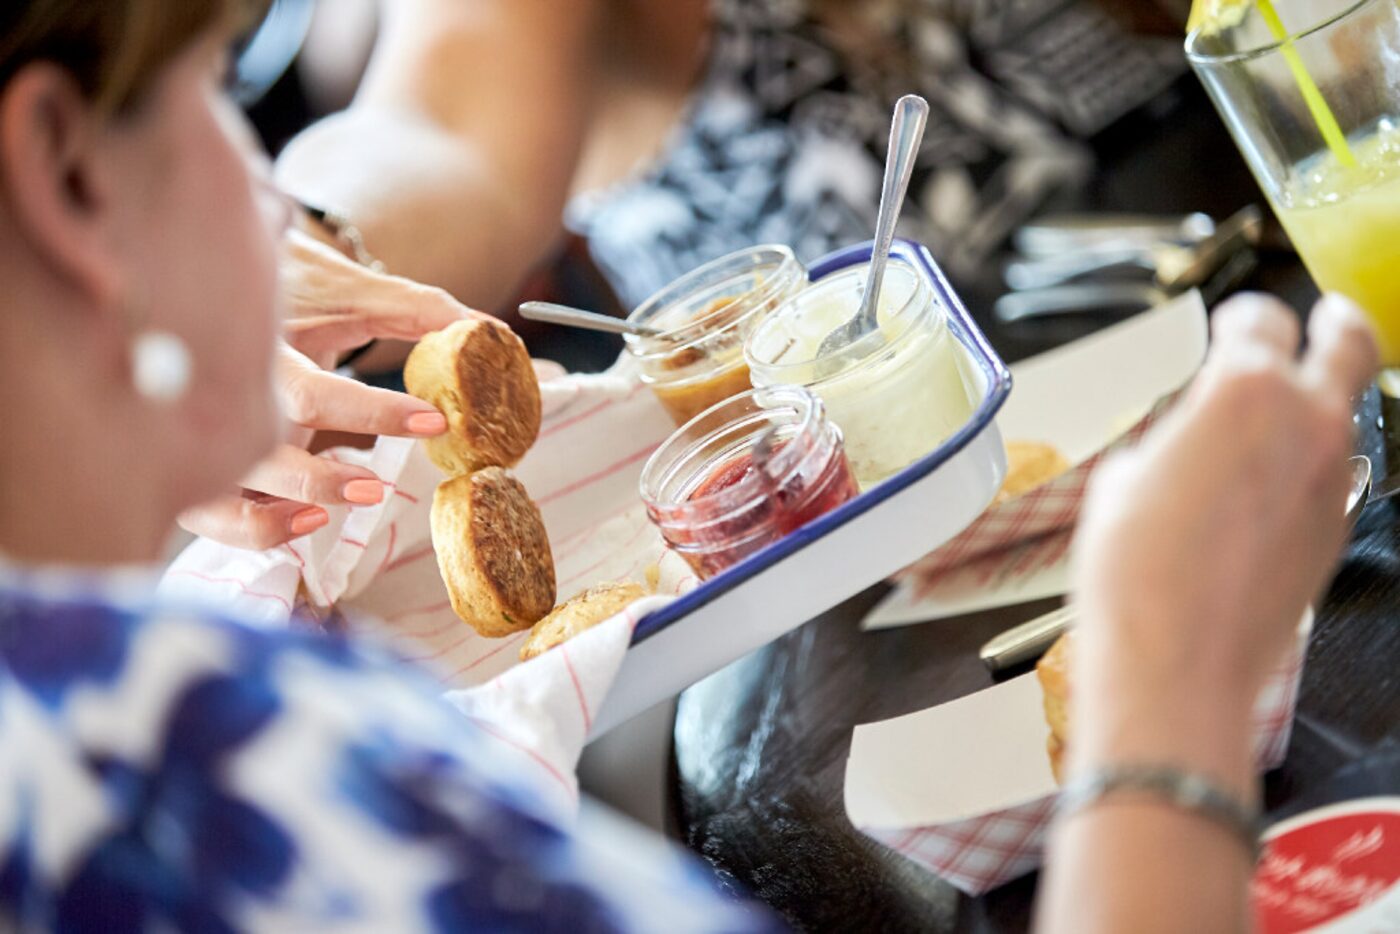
{"left": 899, "top": 392, "right": 1180, "bottom": 597}
{"left": 858, "top": 636, "right": 1307, "bottom": 896}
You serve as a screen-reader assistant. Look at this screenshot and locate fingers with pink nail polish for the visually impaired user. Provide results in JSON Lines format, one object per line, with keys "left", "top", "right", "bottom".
{"left": 405, "top": 411, "right": 448, "bottom": 435}
{"left": 179, "top": 497, "right": 329, "bottom": 550}
{"left": 342, "top": 479, "right": 385, "bottom": 505}
{"left": 241, "top": 445, "right": 388, "bottom": 508}
{"left": 290, "top": 507, "right": 329, "bottom": 536}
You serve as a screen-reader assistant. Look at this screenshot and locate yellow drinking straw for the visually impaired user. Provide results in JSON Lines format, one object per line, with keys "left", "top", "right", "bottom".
{"left": 1190, "top": 0, "right": 1356, "bottom": 168}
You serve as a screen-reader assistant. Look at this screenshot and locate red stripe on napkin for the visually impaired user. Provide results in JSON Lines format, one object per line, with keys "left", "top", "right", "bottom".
{"left": 537, "top": 444, "right": 660, "bottom": 506}
{"left": 383, "top": 545, "right": 434, "bottom": 574}
{"left": 465, "top": 715, "right": 576, "bottom": 802}
{"left": 451, "top": 632, "right": 528, "bottom": 677}
{"left": 559, "top": 645, "right": 592, "bottom": 734}
{"left": 375, "top": 523, "right": 398, "bottom": 576}
{"left": 165, "top": 570, "right": 293, "bottom": 613}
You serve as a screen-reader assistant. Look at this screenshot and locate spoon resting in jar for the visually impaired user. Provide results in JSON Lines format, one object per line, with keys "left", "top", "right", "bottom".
{"left": 519, "top": 301, "right": 665, "bottom": 339}
{"left": 814, "top": 94, "right": 929, "bottom": 361}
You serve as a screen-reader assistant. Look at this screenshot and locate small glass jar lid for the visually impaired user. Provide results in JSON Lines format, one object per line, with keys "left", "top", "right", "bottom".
{"left": 643, "top": 386, "right": 832, "bottom": 506}
{"left": 623, "top": 244, "right": 806, "bottom": 380}
{"left": 639, "top": 385, "right": 858, "bottom": 578}
{"left": 744, "top": 258, "right": 944, "bottom": 386}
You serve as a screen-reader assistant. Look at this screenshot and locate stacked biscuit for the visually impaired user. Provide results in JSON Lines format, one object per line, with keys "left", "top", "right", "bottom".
{"left": 405, "top": 320, "right": 646, "bottom": 661}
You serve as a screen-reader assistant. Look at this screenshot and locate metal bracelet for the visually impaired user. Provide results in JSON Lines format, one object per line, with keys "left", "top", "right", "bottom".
{"left": 299, "top": 202, "right": 387, "bottom": 274}
{"left": 1056, "top": 763, "right": 1263, "bottom": 862}
{"left": 298, "top": 202, "right": 384, "bottom": 369}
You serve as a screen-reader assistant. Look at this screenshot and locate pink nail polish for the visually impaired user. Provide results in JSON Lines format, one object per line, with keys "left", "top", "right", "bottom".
{"left": 343, "top": 479, "right": 385, "bottom": 505}
{"left": 406, "top": 411, "right": 448, "bottom": 435}
{"left": 290, "top": 508, "right": 328, "bottom": 536}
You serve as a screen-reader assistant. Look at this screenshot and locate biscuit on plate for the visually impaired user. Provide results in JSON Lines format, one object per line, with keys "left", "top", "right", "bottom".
{"left": 1036, "top": 632, "right": 1072, "bottom": 784}
{"left": 405, "top": 318, "right": 542, "bottom": 476}
{"left": 1046, "top": 734, "right": 1067, "bottom": 785}
{"left": 519, "top": 582, "right": 649, "bottom": 661}
{"left": 995, "top": 441, "right": 1071, "bottom": 505}
{"left": 430, "top": 468, "right": 556, "bottom": 637}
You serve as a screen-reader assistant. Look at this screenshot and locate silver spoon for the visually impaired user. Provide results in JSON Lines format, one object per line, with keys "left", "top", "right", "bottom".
{"left": 518, "top": 301, "right": 665, "bottom": 339}
{"left": 977, "top": 453, "right": 1374, "bottom": 673}
{"left": 994, "top": 235, "right": 1261, "bottom": 324}
{"left": 994, "top": 282, "right": 1173, "bottom": 323}
{"left": 814, "top": 94, "right": 929, "bottom": 360}
{"left": 1003, "top": 205, "right": 1263, "bottom": 292}
{"left": 1013, "top": 212, "right": 1217, "bottom": 259}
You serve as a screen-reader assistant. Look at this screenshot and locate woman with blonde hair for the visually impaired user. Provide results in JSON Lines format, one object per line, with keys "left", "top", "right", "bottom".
{"left": 0, "top": 2, "right": 777, "bottom": 928}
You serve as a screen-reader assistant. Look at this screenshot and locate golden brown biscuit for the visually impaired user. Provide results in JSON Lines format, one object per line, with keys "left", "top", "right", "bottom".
{"left": 994, "top": 441, "right": 1071, "bottom": 506}
{"left": 1047, "top": 734, "right": 1067, "bottom": 785}
{"left": 430, "top": 468, "right": 556, "bottom": 637}
{"left": 1036, "top": 632, "right": 1073, "bottom": 784}
{"left": 1042, "top": 689, "right": 1070, "bottom": 751}
{"left": 519, "top": 582, "right": 649, "bottom": 661}
{"left": 405, "top": 318, "right": 542, "bottom": 476}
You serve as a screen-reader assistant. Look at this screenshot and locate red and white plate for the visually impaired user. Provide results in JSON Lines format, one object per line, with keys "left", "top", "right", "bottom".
{"left": 1254, "top": 797, "right": 1400, "bottom": 933}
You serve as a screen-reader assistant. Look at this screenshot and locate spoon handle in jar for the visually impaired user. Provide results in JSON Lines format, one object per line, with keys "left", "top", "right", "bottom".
{"left": 518, "top": 301, "right": 662, "bottom": 338}
{"left": 862, "top": 95, "right": 929, "bottom": 320}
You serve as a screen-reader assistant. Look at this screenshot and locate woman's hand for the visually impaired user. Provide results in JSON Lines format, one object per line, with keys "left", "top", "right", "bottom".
{"left": 1035, "top": 293, "right": 1377, "bottom": 934}
{"left": 279, "top": 229, "right": 486, "bottom": 371}
{"left": 1073, "top": 293, "right": 1376, "bottom": 709}
{"left": 1068, "top": 292, "right": 1377, "bottom": 795}
{"left": 178, "top": 231, "right": 489, "bottom": 550}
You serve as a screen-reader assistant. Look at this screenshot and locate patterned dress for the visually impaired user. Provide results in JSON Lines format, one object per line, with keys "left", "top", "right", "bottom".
{"left": 0, "top": 566, "right": 782, "bottom": 932}
{"left": 568, "top": 0, "right": 1183, "bottom": 309}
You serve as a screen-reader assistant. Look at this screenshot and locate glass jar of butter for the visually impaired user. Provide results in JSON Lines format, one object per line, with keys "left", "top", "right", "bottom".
{"left": 623, "top": 245, "right": 807, "bottom": 427}
{"left": 744, "top": 257, "right": 976, "bottom": 489}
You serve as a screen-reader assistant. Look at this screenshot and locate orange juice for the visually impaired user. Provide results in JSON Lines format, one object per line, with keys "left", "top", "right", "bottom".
{"left": 1274, "top": 126, "right": 1400, "bottom": 364}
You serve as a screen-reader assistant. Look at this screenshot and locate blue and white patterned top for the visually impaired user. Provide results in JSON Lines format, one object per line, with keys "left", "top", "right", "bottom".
{"left": 569, "top": 0, "right": 1182, "bottom": 308}
{"left": 0, "top": 566, "right": 782, "bottom": 932}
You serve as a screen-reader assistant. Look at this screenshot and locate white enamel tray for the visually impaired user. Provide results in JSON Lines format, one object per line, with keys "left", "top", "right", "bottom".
{"left": 594, "top": 239, "right": 1012, "bottom": 733}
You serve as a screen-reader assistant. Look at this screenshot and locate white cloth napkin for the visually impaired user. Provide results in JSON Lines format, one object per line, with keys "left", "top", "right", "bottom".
{"left": 161, "top": 368, "right": 699, "bottom": 817}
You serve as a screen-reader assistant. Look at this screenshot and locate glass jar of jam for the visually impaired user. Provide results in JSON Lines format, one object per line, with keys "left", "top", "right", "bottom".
{"left": 639, "top": 386, "right": 859, "bottom": 580}
{"left": 624, "top": 245, "right": 808, "bottom": 427}
{"left": 745, "top": 257, "right": 976, "bottom": 490}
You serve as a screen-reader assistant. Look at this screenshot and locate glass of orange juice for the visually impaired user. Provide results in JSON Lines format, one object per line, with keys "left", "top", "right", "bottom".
{"left": 1188, "top": 0, "right": 1400, "bottom": 381}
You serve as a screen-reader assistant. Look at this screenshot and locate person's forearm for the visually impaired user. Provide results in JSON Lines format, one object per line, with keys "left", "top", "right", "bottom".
{"left": 1035, "top": 642, "right": 1259, "bottom": 934}
{"left": 278, "top": 108, "right": 544, "bottom": 310}
{"left": 1033, "top": 292, "right": 1376, "bottom": 934}
{"left": 1038, "top": 800, "right": 1253, "bottom": 934}
{"left": 276, "top": 0, "right": 602, "bottom": 311}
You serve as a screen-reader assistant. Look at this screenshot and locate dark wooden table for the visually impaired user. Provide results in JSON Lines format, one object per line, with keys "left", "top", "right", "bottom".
{"left": 670, "top": 80, "right": 1400, "bottom": 932}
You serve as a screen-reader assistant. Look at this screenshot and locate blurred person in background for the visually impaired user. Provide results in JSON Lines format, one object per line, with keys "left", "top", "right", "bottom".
{"left": 277, "top": 0, "right": 1187, "bottom": 371}
{"left": 0, "top": 1, "right": 782, "bottom": 927}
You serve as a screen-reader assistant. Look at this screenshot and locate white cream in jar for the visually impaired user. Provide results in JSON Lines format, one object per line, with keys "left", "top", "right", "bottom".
{"left": 744, "top": 259, "right": 975, "bottom": 488}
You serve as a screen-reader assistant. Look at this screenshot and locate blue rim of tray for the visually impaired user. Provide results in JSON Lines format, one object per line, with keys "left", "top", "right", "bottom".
{"left": 630, "top": 238, "right": 1012, "bottom": 644}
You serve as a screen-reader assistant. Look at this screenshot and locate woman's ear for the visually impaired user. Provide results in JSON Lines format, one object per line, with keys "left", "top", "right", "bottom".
{"left": 0, "top": 62, "right": 124, "bottom": 309}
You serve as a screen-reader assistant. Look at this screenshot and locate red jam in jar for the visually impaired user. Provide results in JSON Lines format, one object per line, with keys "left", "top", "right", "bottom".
{"left": 640, "top": 387, "right": 859, "bottom": 580}
{"left": 689, "top": 447, "right": 769, "bottom": 500}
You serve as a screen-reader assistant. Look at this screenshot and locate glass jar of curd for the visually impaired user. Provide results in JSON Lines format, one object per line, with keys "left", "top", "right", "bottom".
{"left": 624, "top": 245, "right": 807, "bottom": 427}
{"left": 744, "top": 258, "right": 976, "bottom": 489}
{"left": 639, "top": 386, "right": 858, "bottom": 580}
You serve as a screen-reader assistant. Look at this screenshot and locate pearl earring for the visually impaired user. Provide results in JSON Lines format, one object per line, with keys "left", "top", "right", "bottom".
{"left": 130, "top": 330, "right": 192, "bottom": 403}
